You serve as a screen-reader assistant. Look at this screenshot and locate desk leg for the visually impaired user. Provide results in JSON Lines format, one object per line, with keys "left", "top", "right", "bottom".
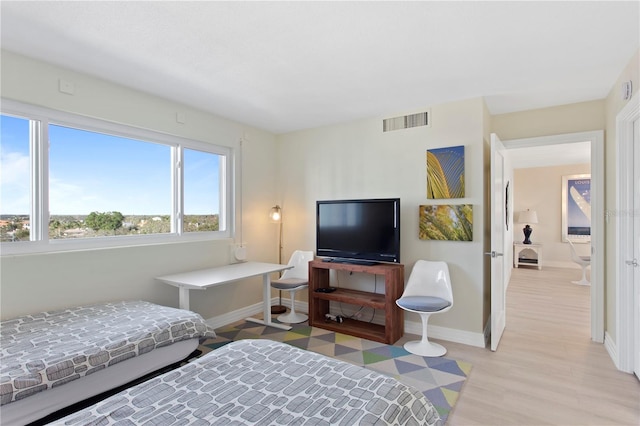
{"left": 245, "top": 273, "right": 291, "bottom": 331}
{"left": 262, "top": 273, "right": 272, "bottom": 324}
{"left": 178, "top": 287, "right": 190, "bottom": 310}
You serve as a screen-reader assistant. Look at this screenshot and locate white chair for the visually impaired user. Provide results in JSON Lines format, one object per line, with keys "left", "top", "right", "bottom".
{"left": 396, "top": 260, "right": 453, "bottom": 357}
{"left": 271, "top": 250, "right": 314, "bottom": 323}
{"left": 567, "top": 240, "right": 591, "bottom": 286}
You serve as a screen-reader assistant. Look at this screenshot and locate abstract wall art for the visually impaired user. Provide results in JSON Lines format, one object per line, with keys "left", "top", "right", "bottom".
{"left": 562, "top": 174, "right": 591, "bottom": 242}
{"left": 419, "top": 204, "right": 473, "bottom": 241}
{"left": 426, "top": 145, "right": 465, "bottom": 199}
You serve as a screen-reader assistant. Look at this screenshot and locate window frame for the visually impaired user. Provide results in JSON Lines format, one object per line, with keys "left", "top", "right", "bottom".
{"left": 1, "top": 99, "right": 234, "bottom": 255}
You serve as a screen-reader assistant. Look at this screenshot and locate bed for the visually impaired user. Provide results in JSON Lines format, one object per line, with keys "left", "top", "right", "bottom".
{"left": 0, "top": 300, "right": 216, "bottom": 426}
{"left": 56, "top": 339, "right": 442, "bottom": 425}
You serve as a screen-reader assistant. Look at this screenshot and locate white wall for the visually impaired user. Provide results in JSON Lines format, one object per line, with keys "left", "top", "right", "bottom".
{"left": 276, "top": 98, "right": 487, "bottom": 339}
{"left": 0, "top": 51, "right": 279, "bottom": 320}
{"left": 513, "top": 164, "right": 591, "bottom": 268}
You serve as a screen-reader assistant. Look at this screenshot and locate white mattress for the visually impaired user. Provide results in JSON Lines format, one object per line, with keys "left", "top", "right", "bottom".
{"left": 0, "top": 338, "right": 199, "bottom": 426}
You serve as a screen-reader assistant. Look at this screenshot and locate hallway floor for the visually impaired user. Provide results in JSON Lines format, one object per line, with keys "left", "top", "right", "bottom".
{"left": 410, "top": 266, "right": 639, "bottom": 425}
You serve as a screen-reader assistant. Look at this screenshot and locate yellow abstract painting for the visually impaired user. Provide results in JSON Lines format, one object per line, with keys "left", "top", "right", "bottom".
{"left": 426, "top": 145, "right": 465, "bottom": 199}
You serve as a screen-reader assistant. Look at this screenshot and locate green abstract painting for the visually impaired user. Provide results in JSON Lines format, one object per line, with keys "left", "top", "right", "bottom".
{"left": 419, "top": 204, "right": 473, "bottom": 241}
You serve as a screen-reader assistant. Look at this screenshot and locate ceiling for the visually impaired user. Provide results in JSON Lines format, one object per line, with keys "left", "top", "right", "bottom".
{"left": 1, "top": 1, "right": 638, "bottom": 134}
{"left": 508, "top": 141, "right": 591, "bottom": 169}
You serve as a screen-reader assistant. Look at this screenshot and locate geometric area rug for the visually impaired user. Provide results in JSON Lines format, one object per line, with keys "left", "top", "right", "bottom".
{"left": 199, "top": 320, "right": 472, "bottom": 424}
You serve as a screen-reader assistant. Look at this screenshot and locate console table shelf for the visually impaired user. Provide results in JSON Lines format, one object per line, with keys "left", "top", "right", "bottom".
{"left": 308, "top": 260, "right": 404, "bottom": 344}
{"left": 513, "top": 243, "right": 543, "bottom": 270}
{"left": 312, "top": 288, "right": 387, "bottom": 309}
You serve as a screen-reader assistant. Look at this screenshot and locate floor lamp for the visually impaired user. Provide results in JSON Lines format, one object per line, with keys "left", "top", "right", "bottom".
{"left": 269, "top": 205, "right": 286, "bottom": 314}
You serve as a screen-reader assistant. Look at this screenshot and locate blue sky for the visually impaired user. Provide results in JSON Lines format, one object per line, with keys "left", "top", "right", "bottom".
{"left": 1, "top": 115, "right": 220, "bottom": 216}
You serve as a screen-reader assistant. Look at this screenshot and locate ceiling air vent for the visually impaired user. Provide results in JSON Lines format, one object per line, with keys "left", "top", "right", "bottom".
{"left": 383, "top": 111, "right": 430, "bottom": 132}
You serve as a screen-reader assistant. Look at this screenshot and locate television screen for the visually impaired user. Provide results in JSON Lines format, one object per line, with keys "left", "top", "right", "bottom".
{"left": 316, "top": 198, "right": 400, "bottom": 264}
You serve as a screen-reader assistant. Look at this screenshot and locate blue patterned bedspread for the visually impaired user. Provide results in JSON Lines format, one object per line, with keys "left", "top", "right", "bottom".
{"left": 0, "top": 301, "right": 216, "bottom": 406}
{"left": 57, "top": 339, "right": 442, "bottom": 425}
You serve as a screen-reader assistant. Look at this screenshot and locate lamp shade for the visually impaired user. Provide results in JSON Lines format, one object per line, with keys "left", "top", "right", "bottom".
{"left": 269, "top": 205, "right": 282, "bottom": 223}
{"left": 517, "top": 210, "right": 538, "bottom": 224}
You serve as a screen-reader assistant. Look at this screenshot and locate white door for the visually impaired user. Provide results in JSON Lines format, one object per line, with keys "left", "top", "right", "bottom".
{"left": 617, "top": 95, "right": 638, "bottom": 374}
{"left": 490, "top": 133, "right": 507, "bottom": 351}
{"left": 633, "top": 117, "right": 639, "bottom": 379}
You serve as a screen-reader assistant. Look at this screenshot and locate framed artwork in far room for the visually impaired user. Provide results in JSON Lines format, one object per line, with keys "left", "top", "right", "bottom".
{"left": 562, "top": 174, "right": 591, "bottom": 243}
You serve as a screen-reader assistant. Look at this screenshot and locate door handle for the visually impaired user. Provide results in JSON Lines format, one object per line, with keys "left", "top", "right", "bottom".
{"left": 625, "top": 258, "right": 638, "bottom": 267}
{"left": 484, "top": 251, "right": 504, "bottom": 258}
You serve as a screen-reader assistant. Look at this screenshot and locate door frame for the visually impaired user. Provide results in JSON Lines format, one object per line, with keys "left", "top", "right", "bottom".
{"left": 490, "top": 134, "right": 508, "bottom": 351}
{"left": 615, "top": 92, "right": 639, "bottom": 374}
{"left": 503, "top": 130, "right": 604, "bottom": 343}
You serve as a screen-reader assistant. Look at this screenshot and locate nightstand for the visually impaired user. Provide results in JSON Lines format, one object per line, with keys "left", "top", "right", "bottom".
{"left": 513, "top": 243, "right": 542, "bottom": 270}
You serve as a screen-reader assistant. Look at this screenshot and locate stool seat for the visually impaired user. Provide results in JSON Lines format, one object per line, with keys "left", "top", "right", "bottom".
{"left": 271, "top": 278, "right": 307, "bottom": 290}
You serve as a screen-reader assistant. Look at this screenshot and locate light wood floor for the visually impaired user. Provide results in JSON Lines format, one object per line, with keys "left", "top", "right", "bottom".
{"left": 407, "top": 266, "right": 639, "bottom": 426}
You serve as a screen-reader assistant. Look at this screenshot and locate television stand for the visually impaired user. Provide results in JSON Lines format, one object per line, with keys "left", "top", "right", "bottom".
{"left": 309, "top": 260, "right": 404, "bottom": 344}
{"left": 323, "top": 258, "right": 379, "bottom": 266}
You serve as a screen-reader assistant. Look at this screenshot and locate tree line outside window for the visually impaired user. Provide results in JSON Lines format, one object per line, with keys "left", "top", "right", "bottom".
{"left": 0, "top": 103, "right": 231, "bottom": 252}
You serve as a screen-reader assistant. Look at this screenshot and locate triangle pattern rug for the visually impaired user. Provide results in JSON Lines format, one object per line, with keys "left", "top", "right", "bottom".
{"left": 199, "top": 321, "right": 472, "bottom": 424}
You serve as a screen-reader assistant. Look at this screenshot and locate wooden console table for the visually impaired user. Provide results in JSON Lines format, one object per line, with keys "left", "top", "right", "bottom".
{"left": 308, "top": 260, "right": 404, "bottom": 344}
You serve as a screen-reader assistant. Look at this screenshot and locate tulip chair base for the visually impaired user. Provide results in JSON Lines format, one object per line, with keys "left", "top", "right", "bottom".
{"left": 277, "top": 311, "right": 308, "bottom": 324}
{"left": 572, "top": 266, "right": 590, "bottom": 286}
{"left": 404, "top": 340, "right": 447, "bottom": 357}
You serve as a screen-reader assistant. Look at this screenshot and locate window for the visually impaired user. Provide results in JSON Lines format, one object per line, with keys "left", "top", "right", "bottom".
{"left": 1, "top": 101, "right": 232, "bottom": 254}
{"left": 0, "top": 115, "right": 30, "bottom": 242}
{"left": 49, "top": 124, "right": 172, "bottom": 239}
{"left": 183, "top": 148, "right": 224, "bottom": 233}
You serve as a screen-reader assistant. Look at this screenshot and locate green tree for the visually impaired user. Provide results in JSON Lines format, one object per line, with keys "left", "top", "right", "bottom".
{"left": 14, "top": 228, "right": 30, "bottom": 241}
{"left": 50, "top": 219, "right": 62, "bottom": 237}
{"left": 85, "top": 211, "right": 124, "bottom": 234}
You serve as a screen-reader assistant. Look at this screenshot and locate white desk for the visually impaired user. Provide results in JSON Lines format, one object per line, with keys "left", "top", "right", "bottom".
{"left": 156, "top": 262, "right": 293, "bottom": 330}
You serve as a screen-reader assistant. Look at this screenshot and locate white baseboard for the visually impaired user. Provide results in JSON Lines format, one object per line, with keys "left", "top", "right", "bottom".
{"left": 205, "top": 301, "right": 265, "bottom": 330}
{"left": 403, "top": 320, "right": 486, "bottom": 348}
{"left": 205, "top": 298, "right": 307, "bottom": 330}
{"left": 207, "top": 299, "right": 486, "bottom": 348}
{"left": 483, "top": 317, "right": 491, "bottom": 347}
{"left": 604, "top": 331, "right": 620, "bottom": 370}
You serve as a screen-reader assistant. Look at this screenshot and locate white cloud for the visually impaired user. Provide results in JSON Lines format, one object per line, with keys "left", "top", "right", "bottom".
{"left": 49, "top": 177, "right": 107, "bottom": 215}
{"left": 0, "top": 149, "right": 30, "bottom": 213}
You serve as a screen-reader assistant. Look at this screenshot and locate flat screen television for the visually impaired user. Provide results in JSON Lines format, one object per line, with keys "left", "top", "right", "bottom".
{"left": 316, "top": 198, "right": 400, "bottom": 265}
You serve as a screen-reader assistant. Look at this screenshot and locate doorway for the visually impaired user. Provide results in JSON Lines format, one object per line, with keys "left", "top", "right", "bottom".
{"left": 502, "top": 131, "right": 604, "bottom": 343}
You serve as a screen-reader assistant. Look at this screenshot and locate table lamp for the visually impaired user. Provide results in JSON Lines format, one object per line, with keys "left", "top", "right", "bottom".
{"left": 517, "top": 210, "right": 538, "bottom": 244}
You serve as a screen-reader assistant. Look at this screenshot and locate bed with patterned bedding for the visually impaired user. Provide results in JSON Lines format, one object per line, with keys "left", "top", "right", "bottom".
{"left": 57, "top": 339, "right": 442, "bottom": 425}
{"left": 0, "top": 300, "right": 216, "bottom": 425}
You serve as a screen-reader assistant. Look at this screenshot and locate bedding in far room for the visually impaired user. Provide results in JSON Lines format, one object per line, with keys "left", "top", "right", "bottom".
{"left": 57, "top": 339, "right": 442, "bottom": 425}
